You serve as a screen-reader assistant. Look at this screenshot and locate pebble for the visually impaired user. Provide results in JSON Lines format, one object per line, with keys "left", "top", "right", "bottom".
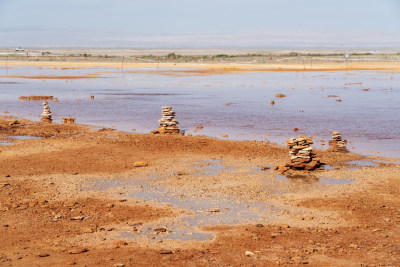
{"left": 67, "top": 248, "right": 88, "bottom": 254}
{"left": 245, "top": 251, "right": 255, "bottom": 257}
{"left": 70, "top": 216, "right": 84, "bottom": 221}
{"left": 133, "top": 161, "right": 148, "bottom": 167}
{"left": 159, "top": 250, "right": 173, "bottom": 254}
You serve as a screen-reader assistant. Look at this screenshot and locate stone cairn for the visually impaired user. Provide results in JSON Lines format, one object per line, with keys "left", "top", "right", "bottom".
{"left": 152, "top": 106, "right": 182, "bottom": 135}
{"left": 328, "top": 131, "right": 348, "bottom": 152}
{"left": 285, "top": 136, "right": 321, "bottom": 171}
{"left": 41, "top": 101, "right": 52, "bottom": 123}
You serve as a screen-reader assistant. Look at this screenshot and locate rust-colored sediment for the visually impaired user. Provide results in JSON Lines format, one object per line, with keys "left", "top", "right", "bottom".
{"left": 0, "top": 112, "right": 399, "bottom": 266}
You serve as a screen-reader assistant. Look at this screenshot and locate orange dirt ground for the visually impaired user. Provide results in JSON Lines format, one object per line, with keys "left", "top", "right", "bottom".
{"left": 0, "top": 116, "right": 399, "bottom": 266}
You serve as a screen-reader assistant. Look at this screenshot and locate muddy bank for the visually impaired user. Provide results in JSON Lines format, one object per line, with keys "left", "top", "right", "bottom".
{"left": 0, "top": 116, "right": 399, "bottom": 266}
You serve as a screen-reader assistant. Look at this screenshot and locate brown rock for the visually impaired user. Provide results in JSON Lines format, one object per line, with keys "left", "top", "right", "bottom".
{"left": 159, "top": 250, "right": 173, "bottom": 254}
{"left": 112, "top": 240, "right": 128, "bottom": 248}
{"left": 275, "top": 94, "right": 286, "bottom": 98}
{"left": 67, "top": 248, "right": 88, "bottom": 254}
{"left": 134, "top": 161, "right": 148, "bottom": 167}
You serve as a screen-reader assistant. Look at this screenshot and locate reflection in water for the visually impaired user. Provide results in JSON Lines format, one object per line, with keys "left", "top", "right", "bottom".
{"left": 1, "top": 66, "right": 399, "bottom": 157}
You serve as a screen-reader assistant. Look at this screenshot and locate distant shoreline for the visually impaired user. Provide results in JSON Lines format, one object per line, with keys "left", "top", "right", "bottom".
{"left": 1, "top": 60, "right": 400, "bottom": 73}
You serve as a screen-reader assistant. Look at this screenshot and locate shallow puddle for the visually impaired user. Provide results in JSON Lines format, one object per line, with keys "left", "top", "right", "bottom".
{"left": 11, "top": 135, "right": 44, "bottom": 140}
{"left": 84, "top": 176, "right": 279, "bottom": 241}
{"left": 347, "top": 159, "right": 379, "bottom": 168}
{"left": 191, "top": 160, "right": 264, "bottom": 176}
{"left": 0, "top": 140, "right": 13, "bottom": 145}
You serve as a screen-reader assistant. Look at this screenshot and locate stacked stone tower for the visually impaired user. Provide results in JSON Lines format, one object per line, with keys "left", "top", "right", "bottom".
{"left": 155, "top": 106, "right": 181, "bottom": 134}
{"left": 285, "top": 136, "right": 321, "bottom": 171}
{"left": 328, "top": 131, "right": 349, "bottom": 152}
{"left": 41, "top": 101, "right": 52, "bottom": 123}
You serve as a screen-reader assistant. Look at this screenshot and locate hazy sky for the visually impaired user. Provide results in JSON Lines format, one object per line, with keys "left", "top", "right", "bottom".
{"left": 0, "top": 0, "right": 399, "bottom": 48}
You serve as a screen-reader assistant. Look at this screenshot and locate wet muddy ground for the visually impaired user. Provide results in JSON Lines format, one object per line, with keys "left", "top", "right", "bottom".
{"left": 0, "top": 61, "right": 399, "bottom": 266}
{"left": 0, "top": 64, "right": 399, "bottom": 158}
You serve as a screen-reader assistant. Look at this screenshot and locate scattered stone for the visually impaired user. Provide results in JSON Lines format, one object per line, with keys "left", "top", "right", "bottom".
{"left": 282, "top": 136, "right": 322, "bottom": 171}
{"left": 195, "top": 125, "right": 203, "bottom": 130}
{"left": 152, "top": 106, "right": 182, "bottom": 135}
{"left": 0, "top": 183, "right": 10, "bottom": 188}
{"left": 8, "top": 120, "right": 20, "bottom": 125}
{"left": 66, "top": 261, "right": 76, "bottom": 265}
{"left": 114, "top": 264, "right": 125, "bottom": 267}
{"left": 256, "top": 224, "right": 264, "bottom": 227}
{"left": 19, "top": 95, "right": 55, "bottom": 101}
{"left": 245, "top": 251, "right": 255, "bottom": 257}
{"left": 41, "top": 101, "right": 52, "bottom": 123}
{"left": 275, "top": 94, "right": 286, "bottom": 98}
{"left": 269, "top": 100, "right": 275, "bottom": 105}
{"left": 38, "top": 253, "right": 50, "bottom": 257}
{"left": 60, "top": 118, "right": 76, "bottom": 124}
{"left": 349, "top": 244, "right": 358, "bottom": 249}
{"left": 105, "top": 203, "right": 115, "bottom": 208}
{"left": 293, "top": 128, "right": 299, "bottom": 132}
{"left": 133, "top": 161, "right": 148, "bottom": 167}
{"left": 112, "top": 240, "right": 127, "bottom": 248}
{"left": 207, "top": 208, "right": 220, "bottom": 213}
{"left": 159, "top": 250, "right": 173, "bottom": 254}
{"left": 328, "top": 131, "right": 349, "bottom": 152}
{"left": 176, "top": 172, "right": 187, "bottom": 176}
{"left": 67, "top": 248, "right": 88, "bottom": 254}
{"left": 80, "top": 227, "right": 94, "bottom": 234}
{"left": 154, "top": 228, "right": 167, "bottom": 234}
{"left": 70, "top": 216, "right": 84, "bottom": 221}
{"left": 260, "top": 166, "right": 270, "bottom": 171}
{"left": 90, "top": 95, "right": 95, "bottom": 99}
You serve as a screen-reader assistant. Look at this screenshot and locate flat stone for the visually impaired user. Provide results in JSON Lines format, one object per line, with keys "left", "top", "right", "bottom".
{"left": 159, "top": 250, "right": 173, "bottom": 254}
{"left": 134, "top": 161, "right": 148, "bottom": 167}
{"left": 67, "top": 248, "right": 88, "bottom": 254}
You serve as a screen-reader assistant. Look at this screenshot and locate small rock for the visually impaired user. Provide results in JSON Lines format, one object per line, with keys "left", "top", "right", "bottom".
{"left": 256, "top": 224, "right": 264, "bottom": 227}
{"left": 105, "top": 203, "right": 115, "bottom": 208}
{"left": 349, "top": 244, "right": 358, "bottom": 249}
{"left": 245, "top": 251, "right": 255, "bottom": 257}
{"left": 112, "top": 240, "right": 127, "bottom": 248}
{"left": 133, "top": 161, "right": 148, "bottom": 167}
{"left": 80, "top": 227, "right": 94, "bottom": 234}
{"left": 70, "top": 216, "right": 84, "bottom": 221}
{"left": 195, "top": 126, "right": 204, "bottom": 130}
{"left": 269, "top": 101, "right": 275, "bottom": 105}
{"left": 275, "top": 94, "right": 286, "bottom": 98}
{"left": 38, "top": 253, "right": 50, "bottom": 257}
{"left": 207, "top": 208, "right": 220, "bottom": 213}
{"left": 176, "top": 172, "right": 187, "bottom": 176}
{"left": 154, "top": 228, "right": 167, "bottom": 234}
{"left": 260, "top": 166, "right": 270, "bottom": 171}
{"left": 66, "top": 261, "right": 76, "bottom": 265}
{"left": 159, "top": 250, "right": 173, "bottom": 254}
{"left": 114, "top": 264, "right": 125, "bottom": 267}
{"left": 67, "top": 248, "right": 88, "bottom": 254}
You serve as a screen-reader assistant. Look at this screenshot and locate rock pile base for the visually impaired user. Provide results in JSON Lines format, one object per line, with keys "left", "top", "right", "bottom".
{"left": 152, "top": 106, "right": 183, "bottom": 135}
{"left": 41, "top": 101, "right": 52, "bottom": 123}
{"left": 284, "top": 136, "right": 321, "bottom": 171}
{"left": 328, "top": 131, "right": 348, "bottom": 152}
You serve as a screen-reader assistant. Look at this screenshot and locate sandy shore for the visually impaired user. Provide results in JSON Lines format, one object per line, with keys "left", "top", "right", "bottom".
{"left": 2, "top": 60, "right": 400, "bottom": 73}
{"left": 0, "top": 116, "right": 399, "bottom": 266}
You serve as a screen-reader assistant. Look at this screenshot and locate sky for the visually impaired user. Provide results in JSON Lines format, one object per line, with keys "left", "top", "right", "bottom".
{"left": 0, "top": 0, "right": 399, "bottom": 48}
